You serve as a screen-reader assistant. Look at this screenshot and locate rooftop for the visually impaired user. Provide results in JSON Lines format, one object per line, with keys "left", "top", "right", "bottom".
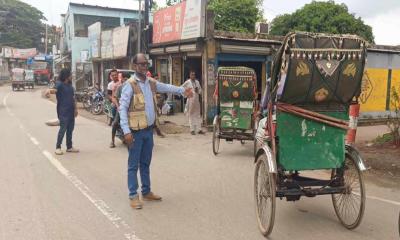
{"left": 69, "top": 2, "right": 139, "bottom": 13}
{"left": 214, "top": 30, "right": 283, "bottom": 44}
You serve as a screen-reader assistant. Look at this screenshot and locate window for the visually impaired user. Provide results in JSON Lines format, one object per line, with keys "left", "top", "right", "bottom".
{"left": 74, "top": 14, "right": 120, "bottom": 37}
{"left": 124, "top": 18, "right": 138, "bottom": 25}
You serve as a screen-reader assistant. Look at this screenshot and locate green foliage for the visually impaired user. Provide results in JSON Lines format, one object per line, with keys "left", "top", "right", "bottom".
{"left": 166, "top": 0, "right": 182, "bottom": 7}
{"left": 270, "top": 1, "right": 374, "bottom": 43}
{"left": 388, "top": 87, "right": 400, "bottom": 146}
{"left": 208, "top": 0, "right": 263, "bottom": 33}
{"left": 151, "top": 1, "right": 160, "bottom": 12}
{"left": 0, "top": 0, "right": 46, "bottom": 49}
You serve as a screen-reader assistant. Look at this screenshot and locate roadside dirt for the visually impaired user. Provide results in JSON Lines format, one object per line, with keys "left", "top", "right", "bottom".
{"left": 357, "top": 142, "right": 400, "bottom": 188}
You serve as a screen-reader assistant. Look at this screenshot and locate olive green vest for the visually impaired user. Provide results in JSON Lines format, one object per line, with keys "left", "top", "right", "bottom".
{"left": 128, "top": 77, "right": 160, "bottom": 131}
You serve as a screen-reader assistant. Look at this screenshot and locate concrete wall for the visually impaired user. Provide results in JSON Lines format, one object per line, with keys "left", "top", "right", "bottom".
{"left": 360, "top": 50, "right": 400, "bottom": 119}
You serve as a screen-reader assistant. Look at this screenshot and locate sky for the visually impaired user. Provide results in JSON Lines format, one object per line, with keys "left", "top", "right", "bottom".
{"left": 21, "top": 0, "right": 400, "bottom": 45}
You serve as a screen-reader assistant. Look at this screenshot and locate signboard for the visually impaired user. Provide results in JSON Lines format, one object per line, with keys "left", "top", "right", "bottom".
{"left": 81, "top": 50, "right": 89, "bottom": 62}
{"left": 34, "top": 55, "right": 46, "bottom": 61}
{"left": 88, "top": 22, "right": 101, "bottom": 58}
{"left": 12, "top": 48, "right": 37, "bottom": 59}
{"left": 153, "top": 0, "right": 205, "bottom": 44}
{"left": 101, "top": 30, "right": 113, "bottom": 59}
{"left": 112, "top": 26, "right": 130, "bottom": 58}
{"left": 181, "top": 0, "right": 204, "bottom": 39}
{"left": 2, "top": 47, "right": 13, "bottom": 58}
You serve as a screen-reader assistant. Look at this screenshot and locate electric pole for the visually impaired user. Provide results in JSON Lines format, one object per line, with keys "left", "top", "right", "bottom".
{"left": 138, "top": 0, "right": 142, "bottom": 53}
{"left": 45, "top": 24, "right": 48, "bottom": 55}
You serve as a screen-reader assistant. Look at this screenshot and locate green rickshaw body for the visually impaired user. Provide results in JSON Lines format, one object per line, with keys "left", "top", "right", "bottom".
{"left": 217, "top": 67, "right": 256, "bottom": 130}
{"left": 277, "top": 111, "right": 348, "bottom": 170}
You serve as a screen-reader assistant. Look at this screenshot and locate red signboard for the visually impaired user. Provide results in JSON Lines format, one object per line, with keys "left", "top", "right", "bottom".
{"left": 153, "top": 2, "right": 186, "bottom": 44}
{"left": 12, "top": 48, "right": 37, "bottom": 59}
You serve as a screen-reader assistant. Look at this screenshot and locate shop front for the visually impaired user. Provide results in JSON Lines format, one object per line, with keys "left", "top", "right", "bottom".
{"left": 150, "top": 40, "right": 205, "bottom": 113}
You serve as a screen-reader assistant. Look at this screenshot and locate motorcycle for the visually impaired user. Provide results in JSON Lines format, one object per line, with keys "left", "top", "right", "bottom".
{"left": 90, "top": 90, "right": 105, "bottom": 115}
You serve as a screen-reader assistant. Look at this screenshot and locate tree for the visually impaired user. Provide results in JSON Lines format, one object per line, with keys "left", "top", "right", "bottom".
{"left": 208, "top": 0, "right": 263, "bottom": 33}
{"left": 270, "top": 1, "right": 374, "bottom": 43}
{"left": 166, "top": 0, "right": 181, "bottom": 7}
{"left": 0, "top": 0, "right": 47, "bottom": 50}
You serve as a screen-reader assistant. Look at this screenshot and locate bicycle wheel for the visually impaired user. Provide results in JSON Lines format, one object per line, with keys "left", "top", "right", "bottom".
{"left": 254, "top": 153, "right": 276, "bottom": 237}
{"left": 331, "top": 149, "right": 366, "bottom": 229}
{"left": 212, "top": 116, "right": 220, "bottom": 155}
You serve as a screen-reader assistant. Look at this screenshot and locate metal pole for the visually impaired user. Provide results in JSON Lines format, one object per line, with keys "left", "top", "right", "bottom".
{"left": 138, "top": 0, "right": 142, "bottom": 53}
{"left": 45, "top": 24, "right": 48, "bottom": 55}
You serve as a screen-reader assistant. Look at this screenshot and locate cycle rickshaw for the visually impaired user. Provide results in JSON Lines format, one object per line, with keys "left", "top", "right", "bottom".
{"left": 254, "top": 32, "right": 368, "bottom": 237}
{"left": 212, "top": 66, "right": 258, "bottom": 155}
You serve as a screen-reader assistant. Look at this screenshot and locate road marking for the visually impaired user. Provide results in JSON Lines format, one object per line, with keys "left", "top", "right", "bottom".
{"left": 28, "top": 135, "right": 40, "bottom": 146}
{"left": 41, "top": 150, "right": 142, "bottom": 240}
{"left": 366, "top": 195, "right": 400, "bottom": 206}
{"left": 3, "top": 92, "right": 142, "bottom": 240}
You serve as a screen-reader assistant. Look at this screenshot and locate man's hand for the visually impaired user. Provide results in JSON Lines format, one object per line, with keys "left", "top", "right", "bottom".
{"left": 184, "top": 88, "right": 193, "bottom": 98}
{"left": 124, "top": 133, "right": 134, "bottom": 147}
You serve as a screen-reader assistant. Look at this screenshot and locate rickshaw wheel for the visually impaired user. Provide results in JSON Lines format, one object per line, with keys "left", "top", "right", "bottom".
{"left": 212, "top": 117, "right": 220, "bottom": 155}
{"left": 254, "top": 154, "right": 276, "bottom": 237}
{"left": 240, "top": 140, "right": 245, "bottom": 145}
{"left": 331, "top": 150, "right": 365, "bottom": 229}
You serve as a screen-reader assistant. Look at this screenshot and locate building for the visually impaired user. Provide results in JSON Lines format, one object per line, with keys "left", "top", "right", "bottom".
{"left": 149, "top": 1, "right": 280, "bottom": 124}
{"left": 58, "top": 3, "right": 141, "bottom": 88}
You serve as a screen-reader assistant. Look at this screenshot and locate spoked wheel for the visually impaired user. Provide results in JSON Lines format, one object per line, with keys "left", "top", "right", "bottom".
{"left": 254, "top": 153, "right": 276, "bottom": 237}
{"left": 331, "top": 149, "right": 366, "bottom": 229}
{"left": 212, "top": 116, "right": 220, "bottom": 155}
{"left": 240, "top": 140, "right": 245, "bottom": 145}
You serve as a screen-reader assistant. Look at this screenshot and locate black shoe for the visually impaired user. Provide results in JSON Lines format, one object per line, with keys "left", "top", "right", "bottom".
{"left": 191, "top": 131, "right": 196, "bottom": 135}
{"left": 198, "top": 130, "right": 205, "bottom": 134}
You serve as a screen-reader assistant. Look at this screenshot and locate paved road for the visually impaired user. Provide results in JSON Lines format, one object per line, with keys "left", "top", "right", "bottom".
{"left": 0, "top": 85, "right": 399, "bottom": 240}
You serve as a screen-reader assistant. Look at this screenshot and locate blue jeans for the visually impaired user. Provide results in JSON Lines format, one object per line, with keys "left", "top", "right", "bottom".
{"left": 56, "top": 118, "right": 75, "bottom": 149}
{"left": 127, "top": 127, "right": 154, "bottom": 198}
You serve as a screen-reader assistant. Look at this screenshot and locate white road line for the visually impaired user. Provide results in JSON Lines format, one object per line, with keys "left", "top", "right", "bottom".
{"left": 29, "top": 136, "right": 40, "bottom": 146}
{"left": 3, "top": 93, "right": 142, "bottom": 240}
{"left": 42, "top": 150, "right": 141, "bottom": 240}
{"left": 367, "top": 195, "right": 400, "bottom": 206}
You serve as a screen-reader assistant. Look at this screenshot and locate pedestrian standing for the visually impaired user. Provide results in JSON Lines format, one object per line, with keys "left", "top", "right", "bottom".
{"left": 110, "top": 72, "right": 130, "bottom": 148}
{"left": 45, "top": 68, "right": 79, "bottom": 155}
{"left": 107, "top": 69, "right": 119, "bottom": 125}
{"left": 182, "top": 70, "right": 204, "bottom": 135}
{"left": 119, "top": 53, "right": 193, "bottom": 209}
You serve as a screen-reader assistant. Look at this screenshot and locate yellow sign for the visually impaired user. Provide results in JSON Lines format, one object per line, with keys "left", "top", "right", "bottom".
{"left": 360, "top": 68, "right": 388, "bottom": 112}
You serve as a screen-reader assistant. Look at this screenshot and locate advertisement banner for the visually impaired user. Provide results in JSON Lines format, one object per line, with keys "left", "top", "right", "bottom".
{"left": 12, "top": 48, "right": 37, "bottom": 59}
{"left": 152, "top": 0, "right": 205, "bottom": 44}
{"left": 88, "top": 22, "right": 101, "bottom": 58}
{"left": 112, "top": 26, "right": 130, "bottom": 58}
{"left": 101, "top": 30, "right": 113, "bottom": 59}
